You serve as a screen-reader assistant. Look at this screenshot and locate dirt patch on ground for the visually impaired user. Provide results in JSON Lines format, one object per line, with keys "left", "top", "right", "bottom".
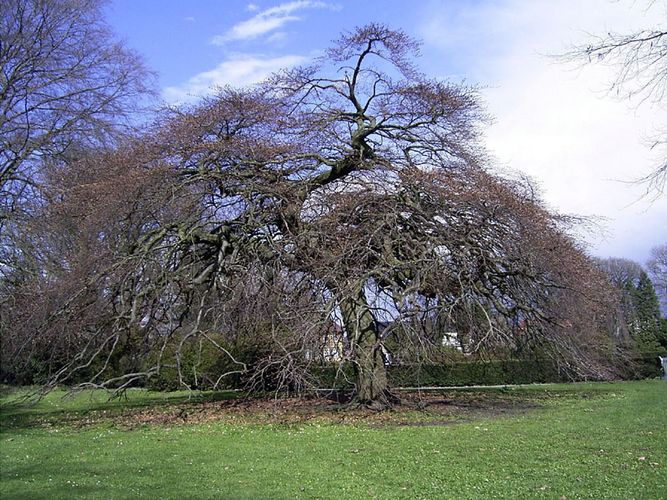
{"left": 64, "top": 390, "right": 543, "bottom": 430}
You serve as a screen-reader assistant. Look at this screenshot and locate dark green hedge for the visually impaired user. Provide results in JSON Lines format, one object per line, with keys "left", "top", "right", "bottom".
{"left": 389, "top": 359, "right": 568, "bottom": 387}
{"left": 627, "top": 352, "right": 665, "bottom": 380}
{"left": 313, "top": 354, "right": 665, "bottom": 389}
{"left": 311, "top": 358, "right": 569, "bottom": 389}
{"left": 141, "top": 352, "right": 667, "bottom": 391}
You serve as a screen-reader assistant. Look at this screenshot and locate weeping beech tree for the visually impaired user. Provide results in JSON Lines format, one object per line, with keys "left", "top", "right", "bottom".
{"left": 2, "top": 25, "right": 622, "bottom": 407}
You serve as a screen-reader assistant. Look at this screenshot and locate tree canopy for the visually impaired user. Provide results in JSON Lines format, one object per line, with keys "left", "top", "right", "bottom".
{"left": 1, "top": 24, "right": 625, "bottom": 407}
{"left": 0, "top": 0, "right": 152, "bottom": 220}
{"left": 596, "top": 256, "right": 666, "bottom": 353}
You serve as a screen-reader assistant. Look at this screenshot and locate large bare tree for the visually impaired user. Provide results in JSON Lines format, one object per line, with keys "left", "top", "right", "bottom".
{"left": 1, "top": 25, "right": 623, "bottom": 408}
{"left": 0, "top": 0, "right": 152, "bottom": 219}
{"left": 0, "top": 0, "right": 153, "bottom": 350}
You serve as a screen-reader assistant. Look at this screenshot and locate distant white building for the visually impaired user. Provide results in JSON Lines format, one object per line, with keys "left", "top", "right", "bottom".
{"left": 442, "top": 332, "right": 463, "bottom": 351}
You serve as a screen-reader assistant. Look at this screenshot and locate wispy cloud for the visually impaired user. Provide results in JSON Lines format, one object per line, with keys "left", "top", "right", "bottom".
{"left": 163, "top": 54, "right": 308, "bottom": 104}
{"left": 266, "top": 31, "right": 288, "bottom": 44}
{"left": 212, "top": 1, "right": 334, "bottom": 45}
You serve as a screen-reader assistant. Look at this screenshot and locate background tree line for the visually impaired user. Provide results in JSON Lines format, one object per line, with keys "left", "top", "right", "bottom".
{"left": 595, "top": 250, "right": 667, "bottom": 353}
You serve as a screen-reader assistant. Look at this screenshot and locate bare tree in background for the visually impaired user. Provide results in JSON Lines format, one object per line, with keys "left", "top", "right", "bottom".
{"left": 595, "top": 257, "right": 645, "bottom": 338}
{"left": 595, "top": 257, "right": 644, "bottom": 289}
{"left": 0, "top": 0, "right": 153, "bottom": 343}
{"left": 647, "top": 243, "right": 667, "bottom": 313}
{"left": 559, "top": 1, "right": 667, "bottom": 194}
{"left": 0, "top": 0, "right": 153, "bottom": 220}
{"left": 596, "top": 254, "right": 666, "bottom": 352}
{"left": 2, "top": 25, "right": 624, "bottom": 408}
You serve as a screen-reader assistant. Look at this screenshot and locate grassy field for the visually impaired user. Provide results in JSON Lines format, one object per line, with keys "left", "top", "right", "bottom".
{"left": 1, "top": 381, "right": 666, "bottom": 499}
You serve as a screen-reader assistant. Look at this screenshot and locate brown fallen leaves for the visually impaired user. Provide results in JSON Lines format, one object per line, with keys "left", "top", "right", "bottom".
{"left": 50, "top": 391, "right": 542, "bottom": 430}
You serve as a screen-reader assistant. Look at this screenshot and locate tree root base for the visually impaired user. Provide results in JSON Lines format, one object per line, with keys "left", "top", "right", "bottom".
{"left": 347, "top": 390, "right": 401, "bottom": 411}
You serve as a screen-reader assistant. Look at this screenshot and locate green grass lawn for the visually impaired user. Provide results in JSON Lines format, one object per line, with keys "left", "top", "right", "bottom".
{"left": 1, "top": 381, "right": 666, "bottom": 499}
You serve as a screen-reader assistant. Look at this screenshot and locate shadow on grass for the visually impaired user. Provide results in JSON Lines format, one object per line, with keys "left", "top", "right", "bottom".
{"left": 0, "top": 388, "right": 243, "bottom": 432}
{"left": 1, "top": 381, "right": 620, "bottom": 433}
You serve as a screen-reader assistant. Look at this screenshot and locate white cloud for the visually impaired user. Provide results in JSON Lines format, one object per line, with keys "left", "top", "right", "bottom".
{"left": 421, "top": 0, "right": 667, "bottom": 261}
{"left": 266, "top": 31, "right": 288, "bottom": 44}
{"left": 246, "top": 3, "right": 260, "bottom": 11}
{"left": 163, "top": 54, "right": 308, "bottom": 104}
{"left": 212, "top": 1, "right": 334, "bottom": 44}
{"left": 184, "top": 16, "right": 195, "bottom": 22}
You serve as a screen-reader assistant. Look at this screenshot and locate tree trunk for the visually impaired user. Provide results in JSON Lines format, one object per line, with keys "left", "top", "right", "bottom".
{"left": 340, "top": 286, "right": 393, "bottom": 409}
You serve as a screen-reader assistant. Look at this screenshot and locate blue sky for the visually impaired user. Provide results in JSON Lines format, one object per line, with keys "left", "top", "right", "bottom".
{"left": 105, "top": 1, "right": 476, "bottom": 98}
{"left": 105, "top": 0, "right": 666, "bottom": 263}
